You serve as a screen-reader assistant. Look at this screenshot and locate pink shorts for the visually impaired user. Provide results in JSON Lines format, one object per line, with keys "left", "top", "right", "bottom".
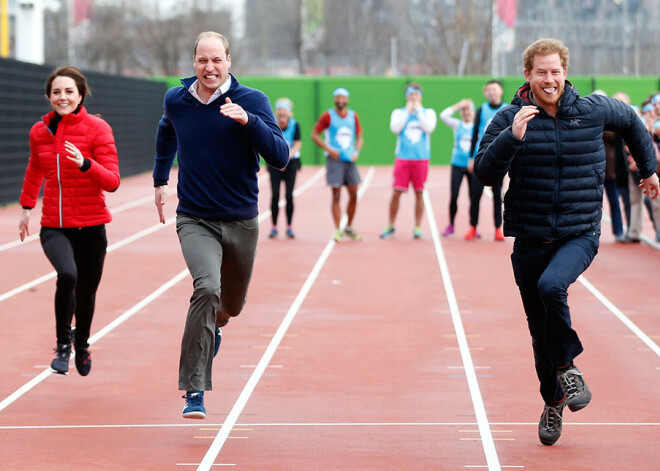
{"left": 392, "top": 158, "right": 429, "bottom": 192}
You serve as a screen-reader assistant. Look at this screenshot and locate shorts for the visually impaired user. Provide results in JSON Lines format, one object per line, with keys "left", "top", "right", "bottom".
{"left": 326, "top": 157, "right": 361, "bottom": 188}
{"left": 392, "top": 158, "right": 429, "bottom": 191}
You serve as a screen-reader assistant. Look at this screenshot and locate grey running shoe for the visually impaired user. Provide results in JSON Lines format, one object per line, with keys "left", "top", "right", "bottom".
{"left": 538, "top": 399, "right": 565, "bottom": 446}
{"left": 557, "top": 364, "right": 591, "bottom": 412}
{"left": 50, "top": 344, "right": 71, "bottom": 374}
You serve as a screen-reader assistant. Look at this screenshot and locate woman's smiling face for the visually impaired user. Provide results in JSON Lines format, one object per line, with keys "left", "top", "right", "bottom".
{"left": 49, "top": 76, "right": 81, "bottom": 116}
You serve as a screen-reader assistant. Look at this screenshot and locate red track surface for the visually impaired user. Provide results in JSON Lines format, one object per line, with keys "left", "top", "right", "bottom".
{"left": 0, "top": 166, "right": 658, "bottom": 470}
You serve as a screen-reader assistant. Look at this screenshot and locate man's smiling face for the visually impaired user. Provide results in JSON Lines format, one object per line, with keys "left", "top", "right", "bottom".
{"left": 524, "top": 52, "right": 567, "bottom": 111}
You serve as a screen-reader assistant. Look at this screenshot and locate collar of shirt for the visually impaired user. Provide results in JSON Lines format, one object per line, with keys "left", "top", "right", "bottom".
{"left": 189, "top": 76, "right": 232, "bottom": 104}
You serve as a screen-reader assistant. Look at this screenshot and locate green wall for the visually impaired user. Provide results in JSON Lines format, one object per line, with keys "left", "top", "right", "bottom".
{"left": 156, "top": 75, "right": 660, "bottom": 166}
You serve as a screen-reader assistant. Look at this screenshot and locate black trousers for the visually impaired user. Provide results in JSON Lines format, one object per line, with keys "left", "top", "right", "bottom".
{"left": 469, "top": 175, "right": 503, "bottom": 228}
{"left": 268, "top": 158, "right": 300, "bottom": 226}
{"left": 40, "top": 225, "right": 107, "bottom": 348}
{"left": 510, "top": 231, "right": 599, "bottom": 404}
{"left": 448, "top": 165, "right": 472, "bottom": 225}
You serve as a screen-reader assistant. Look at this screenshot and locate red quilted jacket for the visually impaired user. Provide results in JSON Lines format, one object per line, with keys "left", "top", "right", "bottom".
{"left": 20, "top": 107, "right": 120, "bottom": 228}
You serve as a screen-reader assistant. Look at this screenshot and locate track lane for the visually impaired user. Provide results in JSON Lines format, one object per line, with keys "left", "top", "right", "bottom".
{"left": 0, "top": 166, "right": 658, "bottom": 470}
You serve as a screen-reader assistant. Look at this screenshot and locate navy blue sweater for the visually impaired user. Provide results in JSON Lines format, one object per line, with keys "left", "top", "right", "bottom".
{"left": 153, "top": 75, "right": 289, "bottom": 221}
{"left": 474, "top": 81, "right": 656, "bottom": 241}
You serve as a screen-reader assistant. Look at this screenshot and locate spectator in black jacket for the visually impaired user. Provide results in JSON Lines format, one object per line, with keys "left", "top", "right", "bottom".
{"left": 474, "top": 38, "right": 659, "bottom": 447}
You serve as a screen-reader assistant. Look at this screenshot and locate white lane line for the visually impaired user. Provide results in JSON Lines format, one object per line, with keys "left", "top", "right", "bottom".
{"left": 0, "top": 269, "right": 189, "bottom": 413}
{"left": 600, "top": 213, "right": 660, "bottom": 250}
{"left": 424, "top": 190, "right": 501, "bottom": 471}
{"left": 259, "top": 167, "right": 326, "bottom": 221}
{"left": 0, "top": 169, "right": 325, "bottom": 304}
{"left": 0, "top": 194, "right": 157, "bottom": 251}
{"left": 4, "top": 420, "right": 656, "bottom": 431}
{"left": 0, "top": 168, "right": 327, "bottom": 412}
{"left": 0, "top": 218, "right": 175, "bottom": 303}
{"left": 578, "top": 275, "right": 660, "bottom": 358}
{"left": 465, "top": 467, "right": 523, "bottom": 469}
{"left": 176, "top": 465, "right": 235, "bottom": 467}
{"left": 196, "top": 167, "right": 375, "bottom": 471}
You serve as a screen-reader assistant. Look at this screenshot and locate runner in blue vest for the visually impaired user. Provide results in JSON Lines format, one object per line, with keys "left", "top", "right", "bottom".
{"left": 267, "top": 98, "right": 302, "bottom": 239}
{"left": 468, "top": 80, "right": 508, "bottom": 241}
{"left": 380, "top": 82, "right": 437, "bottom": 239}
{"left": 439, "top": 99, "right": 475, "bottom": 237}
{"left": 312, "top": 87, "right": 364, "bottom": 242}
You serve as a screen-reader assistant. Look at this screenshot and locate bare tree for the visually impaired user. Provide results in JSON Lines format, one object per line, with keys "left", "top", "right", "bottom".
{"left": 243, "top": 0, "right": 302, "bottom": 73}
{"left": 82, "top": 1, "right": 133, "bottom": 74}
{"left": 44, "top": 0, "right": 660, "bottom": 77}
{"left": 64, "top": 0, "right": 232, "bottom": 76}
{"left": 403, "top": 0, "right": 492, "bottom": 75}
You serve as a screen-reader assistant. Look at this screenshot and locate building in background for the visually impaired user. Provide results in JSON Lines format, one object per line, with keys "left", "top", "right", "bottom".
{"left": 1, "top": 0, "right": 46, "bottom": 63}
{"left": 2, "top": 0, "right": 660, "bottom": 76}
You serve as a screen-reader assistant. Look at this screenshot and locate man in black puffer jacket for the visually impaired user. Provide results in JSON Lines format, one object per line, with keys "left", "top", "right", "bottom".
{"left": 474, "top": 38, "right": 659, "bottom": 447}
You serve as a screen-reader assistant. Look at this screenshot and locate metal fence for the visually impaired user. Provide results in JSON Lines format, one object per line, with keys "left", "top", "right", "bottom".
{"left": 0, "top": 58, "right": 167, "bottom": 206}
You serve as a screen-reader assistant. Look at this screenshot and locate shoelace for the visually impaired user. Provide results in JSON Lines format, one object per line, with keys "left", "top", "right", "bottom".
{"left": 183, "top": 393, "right": 203, "bottom": 406}
{"left": 54, "top": 347, "right": 70, "bottom": 358}
{"left": 541, "top": 404, "right": 563, "bottom": 431}
{"left": 559, "top": 369, "right": 582, "bottom": 397}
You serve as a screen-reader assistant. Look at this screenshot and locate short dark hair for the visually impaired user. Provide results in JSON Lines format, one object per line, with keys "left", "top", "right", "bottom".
{"left": 45, "top": 66, "right": 91, "bottom": 105}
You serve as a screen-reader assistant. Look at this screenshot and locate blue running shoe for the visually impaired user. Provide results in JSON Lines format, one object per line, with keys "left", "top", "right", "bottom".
{"left": 214, "top": 327, "right": 222, "bottom": 358}
{"left": 380, "top": 225, "right": 395, "bottom": 239}
{"left": 182, "top": 391, "right": 206, "bottom": 419}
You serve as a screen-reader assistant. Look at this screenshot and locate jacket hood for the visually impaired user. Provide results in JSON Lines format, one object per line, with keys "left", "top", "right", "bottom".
{"left": 511, "top": 80, "right": 579, "bottom": 110}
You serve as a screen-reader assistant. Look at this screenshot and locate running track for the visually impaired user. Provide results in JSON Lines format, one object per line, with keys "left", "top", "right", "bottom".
{"left": 0, "top": 166, "right": 658, "bottom": 470}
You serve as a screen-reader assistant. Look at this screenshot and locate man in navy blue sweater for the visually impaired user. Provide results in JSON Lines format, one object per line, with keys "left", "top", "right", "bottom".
{"left": 153, "top": 31, "right": 289, "bottom": 419}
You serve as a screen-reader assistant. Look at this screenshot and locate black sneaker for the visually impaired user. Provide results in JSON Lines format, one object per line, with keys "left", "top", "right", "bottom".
{"left": 50, "top": 344, "right": 71, "bottom": 374}
{"left": 538, "top": 398, "right": 565, "bottom": 446}
{"left": 75, "top": 348, "right": 92, "bottom": 376}
{"left": 557, "top": 364, "right": 591, "bottom": 412}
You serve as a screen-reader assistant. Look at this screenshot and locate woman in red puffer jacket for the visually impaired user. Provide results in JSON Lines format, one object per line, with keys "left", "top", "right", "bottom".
{"left": 18, "top": 66, "right": 120, "bottom": 377}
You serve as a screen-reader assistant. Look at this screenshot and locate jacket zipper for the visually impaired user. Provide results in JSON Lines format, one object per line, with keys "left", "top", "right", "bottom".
{"left": 42, "top": 117, "right": 64, "bottom": 227}
{"left": 552, "top": 118, "right": 560, "bottom": 240}
{"left": 57, "top": 151, "right": 63, "bottom": 228}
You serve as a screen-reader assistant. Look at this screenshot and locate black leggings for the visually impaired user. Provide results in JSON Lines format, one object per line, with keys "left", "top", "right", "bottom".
{"left": 268, "top": 159, "right": 300, "bottom": 226}
{"left": 448, "top": 165, "right": 472, "bottom": 225}
{"left": 40, "top": 225, "right": 107, "bottom": 348}
{"left": 469, "top": 174, "right": 503, "bottom": 228}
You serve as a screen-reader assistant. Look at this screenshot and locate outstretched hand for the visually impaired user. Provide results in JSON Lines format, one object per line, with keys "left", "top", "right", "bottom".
{"left": 220, "top": 97, "right": 248, "bottom": 125}
{"left": 19, "top": 209, "right": 30, "bottom": 241}
{"left": 512, "top": 106, "right": 539, "bottom": 140}
{"left": 64, "top": 141, "right": 85, "bottom": 168}
{"left": 155, "top": 185, "right": 168, "bottom": 224}
{"left": 640, "top": 173, "right": 660, "bottom": 200}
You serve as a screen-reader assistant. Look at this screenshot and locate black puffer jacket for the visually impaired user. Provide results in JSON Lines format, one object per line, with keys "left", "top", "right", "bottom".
{"left": 474, "top": 81, "right": 656, "bottom": 241}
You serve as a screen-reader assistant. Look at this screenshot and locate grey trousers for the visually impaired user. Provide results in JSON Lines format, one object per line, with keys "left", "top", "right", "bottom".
{"left": 176, "top": 213, "right": 259, "bottom": 391}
